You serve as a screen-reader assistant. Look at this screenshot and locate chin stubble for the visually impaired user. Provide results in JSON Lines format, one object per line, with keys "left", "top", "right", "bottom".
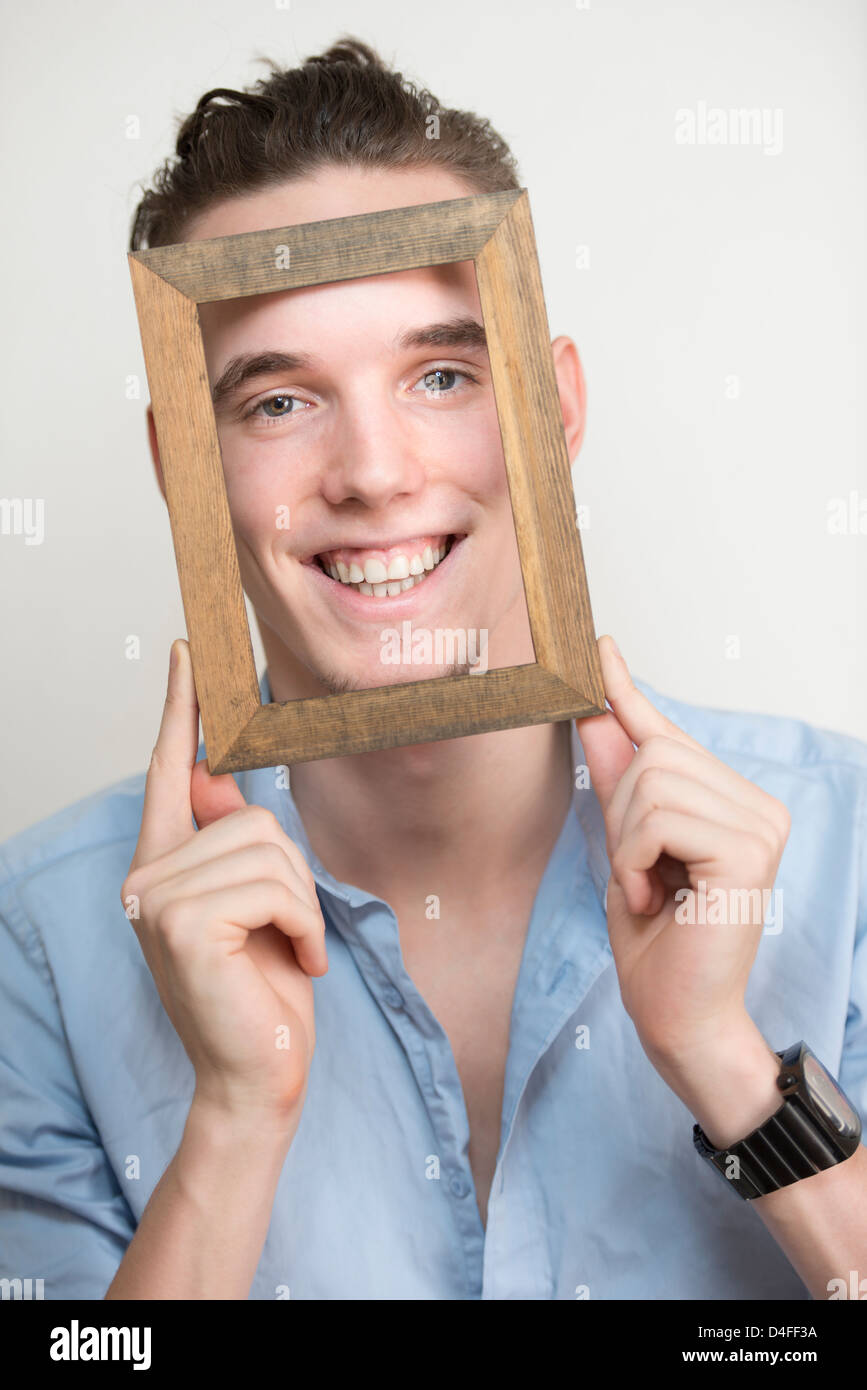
{"left": 314, "top": 659, "right": 475, "bottom": 697}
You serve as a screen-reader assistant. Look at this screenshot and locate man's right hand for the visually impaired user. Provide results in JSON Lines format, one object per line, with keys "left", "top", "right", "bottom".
{"left": 120, "top": 638, "right": 326, "bottom": 1130}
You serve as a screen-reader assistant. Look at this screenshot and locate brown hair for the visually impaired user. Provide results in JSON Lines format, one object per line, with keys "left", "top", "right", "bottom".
{"left": 128, "top": 35, "right": 521, "bottom": 252}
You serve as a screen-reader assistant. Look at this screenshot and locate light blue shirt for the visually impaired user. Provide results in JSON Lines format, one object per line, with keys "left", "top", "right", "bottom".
{"left": 1, "top": 670, "right": 865, "bottom": 1300}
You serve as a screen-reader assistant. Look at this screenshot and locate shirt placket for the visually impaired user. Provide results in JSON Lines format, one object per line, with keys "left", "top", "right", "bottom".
{"left": 324, "top": 892, "right": 487, "bottom": 1299}
{"left": 481, "top": 830, "right": 613, "bottom": 1299}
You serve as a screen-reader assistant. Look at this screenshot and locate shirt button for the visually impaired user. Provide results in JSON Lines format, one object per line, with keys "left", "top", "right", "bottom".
{"left": 449, "top": 1174, "right": 469, "bottom": 1198}
{"left": 383, "top": 986, "right": 404, "bottom": 1009}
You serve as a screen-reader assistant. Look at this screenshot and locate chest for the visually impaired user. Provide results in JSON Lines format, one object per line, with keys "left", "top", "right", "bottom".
{"left": 398, "top": 906, "right": 531, "bottom": 1226}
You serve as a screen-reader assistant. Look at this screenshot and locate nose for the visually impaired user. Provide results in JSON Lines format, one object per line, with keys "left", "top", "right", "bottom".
{"left": 318, "top": 387, "right": 426, "bottom": 510}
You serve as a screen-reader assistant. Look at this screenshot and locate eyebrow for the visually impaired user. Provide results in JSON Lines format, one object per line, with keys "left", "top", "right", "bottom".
{"left": 210, "top": 316, "right": 488, "bottom": 411}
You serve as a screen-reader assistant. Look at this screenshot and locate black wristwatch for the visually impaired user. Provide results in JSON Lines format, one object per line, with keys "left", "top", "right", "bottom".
{"left": 692, "top": 1040, "right": 863, "bottom": 1200}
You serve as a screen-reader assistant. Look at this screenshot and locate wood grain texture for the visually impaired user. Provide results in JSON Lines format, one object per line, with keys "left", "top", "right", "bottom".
{"left": 127, "top": 189, "right": 605, "bottom": 773}
{"left": 127, "top": 257, "right": 260, "bottom": 768}
{"left": 132, "top": 191, "right": 522, "bottom": 301}
{"left": 474, "top": 192, "right": 603, "bottom": 705}
{"left": 218, "top": 666, "right": 600, "bottom": 773}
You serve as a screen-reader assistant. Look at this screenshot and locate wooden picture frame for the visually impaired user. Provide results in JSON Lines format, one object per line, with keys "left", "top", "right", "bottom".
{"left": 128, "top": 188, "right": 605, "bottom": 773}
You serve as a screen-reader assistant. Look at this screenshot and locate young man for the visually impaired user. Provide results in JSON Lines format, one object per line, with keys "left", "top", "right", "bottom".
{"left": 1, "top": 37, "right": 865, "bottom": 1301}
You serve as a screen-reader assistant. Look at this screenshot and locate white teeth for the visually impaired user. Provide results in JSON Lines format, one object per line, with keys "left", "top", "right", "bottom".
{"left": 387, "top": 554, "right": 410, "bottom": 581}
{"left": 316, "top": 536, "right": 456, "bottom": 596}
{"left": 363, "top": 558, "right": 388, "bottom": 584}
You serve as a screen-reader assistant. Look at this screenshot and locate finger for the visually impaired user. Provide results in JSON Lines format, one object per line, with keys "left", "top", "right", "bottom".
{"left": 135, "top": 805, "right": 320, "bottom": 913}
{"left": 596, "top": 636, "right": 709, "bottom": 755}
{"left": 614, "top": 769, "right": 776, "bottom": 914}
{"left": 143, "top": 842, "right": 327, "bottom": 969}
{"left": 608, "top": 743, "right": 782, "bottom": 860}
{"left": 191, "top": 754, "right": 248, "bottom": 831}
{"left": 575, "top": 708, "right": 636, "bottom": 815}
{"left": 161, "top": 880, "right": 328, "bottom": 977}
{"left": 133, "top": 640, "right": 199, "bottom": 870}
{"left": 575, "top": 639, "right": 638, "bottom": 814}
{"left": 612, "top": 809, "right": 768, "bottom": 918}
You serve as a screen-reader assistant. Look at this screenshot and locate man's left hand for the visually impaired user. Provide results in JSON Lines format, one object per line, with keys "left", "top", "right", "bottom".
{"left": 577, "top": 635, "right": 791, "bottom": 1145}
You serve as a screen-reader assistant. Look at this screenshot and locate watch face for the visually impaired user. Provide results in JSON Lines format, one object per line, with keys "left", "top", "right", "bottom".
{"left": 803, "top": 1052, "right": 861, "bottom": 1138}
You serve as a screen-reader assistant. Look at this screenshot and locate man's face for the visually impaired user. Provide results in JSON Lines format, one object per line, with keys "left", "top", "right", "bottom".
{"left": 175, "top": 166, "right": 538, "bottom": 697}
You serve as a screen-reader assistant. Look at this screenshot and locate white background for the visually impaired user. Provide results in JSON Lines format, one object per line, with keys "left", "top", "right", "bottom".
{"left": 1, "top": 0, "right": 865, "bottom": 841}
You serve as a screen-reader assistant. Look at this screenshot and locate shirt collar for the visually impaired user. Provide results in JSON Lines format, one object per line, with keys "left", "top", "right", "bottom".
{"left": 226, "top": 667, "right": 636, "bottom": 916}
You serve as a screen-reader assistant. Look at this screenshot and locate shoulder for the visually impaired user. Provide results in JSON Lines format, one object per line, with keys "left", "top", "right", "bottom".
{"left": 0, "top": 734, "right": 208, "bottom": 902}
{"left": 0, "top": 770, "right": 147, "bottom": 892}
{"left": 0, "top": 770, "right": 151, "bottom": 961}
{"left": 634, "top": 674, "right": 867, "bottom": 796}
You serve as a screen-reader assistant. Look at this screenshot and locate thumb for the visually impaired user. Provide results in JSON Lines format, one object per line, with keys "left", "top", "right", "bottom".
{"left": 190, "top": 754, "right": 247, "bottom": 830}
{"left": 132, "top": 638, "right": 201, "bottom": 869}
{"left": 575, "top": 636, "right": 636, "bottom": 814}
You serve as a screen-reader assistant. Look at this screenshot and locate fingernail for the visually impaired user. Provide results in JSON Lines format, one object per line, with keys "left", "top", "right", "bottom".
{"left": 608, "top": 636, "right": 623, "bottom": 663}
{"left": 169, "top": 641, "right": 178, "bottom": 675}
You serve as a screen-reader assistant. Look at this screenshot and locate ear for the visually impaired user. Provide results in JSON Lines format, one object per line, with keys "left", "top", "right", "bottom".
{"left": 550, "top": 336, "right": 587, "bottom": 463}
{"left": 146, "top": 404, "right": 167, "bottom": 503}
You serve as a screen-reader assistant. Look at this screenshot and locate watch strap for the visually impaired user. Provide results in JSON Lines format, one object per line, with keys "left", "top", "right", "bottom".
{"left": 693, "top": 1042, "right": 862, "bottom": 1200}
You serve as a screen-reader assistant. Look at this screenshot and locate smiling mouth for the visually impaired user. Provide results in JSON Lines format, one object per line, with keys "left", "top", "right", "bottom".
{"left": 309, "top": 534, "right": 461, "bottom": 597}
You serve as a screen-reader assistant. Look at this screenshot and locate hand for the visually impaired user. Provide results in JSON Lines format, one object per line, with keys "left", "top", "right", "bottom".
{"left": 120, "top": 638, "right": 326, "bottom": 1129}
{"left": 577, "top": 637, "right": 791, "bottom": 1141}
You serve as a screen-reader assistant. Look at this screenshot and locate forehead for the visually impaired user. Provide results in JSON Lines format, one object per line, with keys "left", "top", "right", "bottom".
{"left": 198, "top": 266, "right": 482, "bottom": 366}
{"left": 183, "top": 162, "right": 481, "bottom": 241}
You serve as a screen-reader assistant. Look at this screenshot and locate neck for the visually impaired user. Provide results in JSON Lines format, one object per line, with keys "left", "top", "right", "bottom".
{"left": 290, "top": 717, "right": 574, "bottom": 906}
{"left": 258, "top": 632, "right": 575, "bottom": 907}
